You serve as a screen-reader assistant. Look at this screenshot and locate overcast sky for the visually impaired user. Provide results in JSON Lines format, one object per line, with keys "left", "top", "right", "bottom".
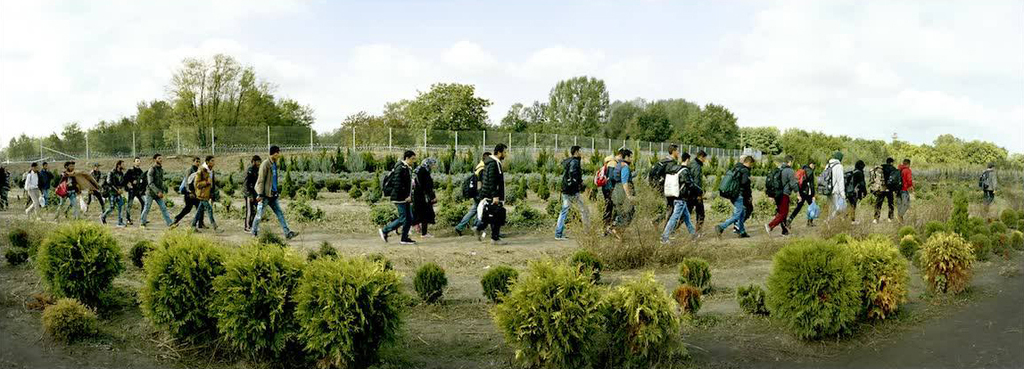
{"left": 1, "top": 0, "right": 1022, "bottom": 152}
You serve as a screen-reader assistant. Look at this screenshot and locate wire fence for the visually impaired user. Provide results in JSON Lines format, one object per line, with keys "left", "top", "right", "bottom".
{"left": 3, "top": 125, "right": 760, "bottom": 163}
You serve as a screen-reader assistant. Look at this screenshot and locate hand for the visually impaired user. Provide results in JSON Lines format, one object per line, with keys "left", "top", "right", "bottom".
{"left": 158, "top": 192, "right": 164, "bottom": 199}
{"left": 256, "top": 196, "right": 262, "bottom": 202}
{"left": 406, "top": 197, "right": 412, "bottom": 203}
{"left": 493, "top": 197, "right": 500, "bottom": 204}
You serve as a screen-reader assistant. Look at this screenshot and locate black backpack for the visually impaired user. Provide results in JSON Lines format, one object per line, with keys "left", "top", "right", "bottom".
{"left": 718, "top": 168, "right": 742, "bottom": 200}
{"left": 461, "top": 173, "right": 479, "bottom": 199}
{"left": 844, "top": 170, "right": 857, "bottom": 199}
{"left": 885, "top": 168, "right": 903, "bottom": 191}
{"left": 381, "top": 167, "right": 397, "bottom": 197}
{"left": 764, "top": 168, "right": 783, "bottom": 198}
{"left": 648, "top": 159, "right": 670, "bottom": 188}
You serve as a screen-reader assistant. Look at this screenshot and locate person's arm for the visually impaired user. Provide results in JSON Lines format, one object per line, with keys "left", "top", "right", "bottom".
{"left": 255, "top": 163, "right": 267, "bottom": 200}
{"left": 622, "top": 166, "right": 633, "bottom": 198}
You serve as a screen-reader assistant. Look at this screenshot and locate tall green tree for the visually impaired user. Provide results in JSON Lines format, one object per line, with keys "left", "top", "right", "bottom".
{"left": 500, "top": 101, "right": 548, "bottom": 133}
{"left": 605, "top": 100, "right": 644, "bottom": 139}
{"left": 682, "top": 104, "right": 739, "bottom": 149}
{"left": 547, "top": 76, "right": 609, "bottom": 136}
{"left": 403, "top": 83, "right": 492, "bottom": 131}
{"left": 739, "top": 127, "right": 783, "bottom": 155}
{"left": 630, "top": 104, "right": 672, "bottom": 142}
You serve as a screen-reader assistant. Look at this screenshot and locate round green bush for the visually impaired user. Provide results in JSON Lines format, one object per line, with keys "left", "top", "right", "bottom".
{"left": 919, "top": 232, "right": 975, "bottom": 294}
{"left": 348, "top": 187, "right": 363, "bottom": 200}
{"left": 307, "top": 241, "right": 338, "bottom": 262}
{"left": 848, "top": 237, "right": 909, "bottom": 320}
{"left": 968, "top": 234, "right": 992, "bottom": 261}
{"left": 7, "top": 228, "right": 31, "bottom": 249}
{"left": 295, "top": 257, "right": 404, "bottom": 368}
{"left": 570, "top": 249, "right": 603, "bottom": 283}
{"left": 897, "top": 226, "right": 917, "bottom": 239}
{"left": 767, "top": 239, "right": 860, "bottom": 340}
{"left": 5, "top": 247, "right": 29, "bottom": 265}
{"left": 990, "top": 221, "right": 1008, "bottom": 235}
{"left": 966, "top": 217, "right": 989, "bottom": 237}
{"left": 509, "top": 205, "right": 546, "bottom": 228}
{"left": 480, "top": 266, "right": 519, "bottom": 303}
{"left": 1010, "top": 231, "right": 1024, "bottom": 251}
{"left": 213, "top": 243, "right": 304, "bottom": 358}
{"left": 672, "top": 284, "right": 702, "bottom": 315}
{"left": 678, "top": 257, "right": 712, "bottom": 293}
{"left": 493, "top": 260, "right": 604, "bottom": 369}
{"left": 129, "top": 240, "right": 155, "bottom": 269}
{"left": 923, "top": 221, "right": 949, "bottom": 241}
{"left": 367, "top": 253, "right": 394, "bottom": 271}
{"left": 602, "top": 273, "right": 683, "bottom": 367}
{"left": 414, "top": 263, "right": 448, "bottom": 303}
{"left": 370, "top": 204, "right": 398, "bottom": 227}
{"left": 1001, "top": 209, "right": 1019, "bottom": 230}
{"left": 898, "top": 235, "right": 920, "bottom": 259}
{"left": 991, "top": 233, "right": 1012, "bottom": 258}
{"left": 42, "top": 298, "right": 98, "bottom": 343}
{"left": 950, "top": 193, "right": 969, "bottom": 236}
{"left": 736, "top": 284, "right": 769, "bottom": 316}
{"left": 36, "top": 222, "right": 124, "bottom": 306}
{"left": 140, "top": 232, "right": 226, "bottom": 342}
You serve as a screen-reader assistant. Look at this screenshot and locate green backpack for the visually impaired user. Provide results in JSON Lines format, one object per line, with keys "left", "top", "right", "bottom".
{"left": 718, "top": 168, "right": 741, "bottom": 200}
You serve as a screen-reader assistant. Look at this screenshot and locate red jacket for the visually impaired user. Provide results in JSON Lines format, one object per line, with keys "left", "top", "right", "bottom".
{"left": 898, "top": 164, "right": 913, "bottom": 191}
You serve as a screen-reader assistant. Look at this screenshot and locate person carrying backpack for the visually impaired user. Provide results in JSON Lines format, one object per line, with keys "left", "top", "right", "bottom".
{"left": 100, "top": 160, "right": 126, "bottom": 227}
{"left": 140, "top": 154, "right": 174, "bottom": 228}
{"left": 662, "top": 152, "right": 697, "bottom": 242}
{"left": 608, "top": 148, "right": 636, "bottom": 239}
{"left": 123, "top": 157, "right": 146, "bottom": 225}
{"left": 379, "top": 150, "right": 417, "bottom": 245}
{"left": 455, "top": 152, "right": 490, "bottom": 236}
{"left": 475, "top": 144, "right": 508, "bottom": 245}
{"left": 54, "top": 161, "right": 81, "bottom": 220}
{"left": 412, "top": 158, "right": 438, "bottom": 238}
{"left": 170, "top": 157, "right": 204, "bottom": 229}
{"left": 600, "top": 151, "right": 623, "bottom": 234}
{"left": 819, "top": 151, "right": 846, "bottom": 220}
{"left": 765, "top": 155, "right": 798, "bottom": 236}
{"left": 897, "top": 158, "right": 914, "bottom": 222}
{"left": 652, "top": 145, "right": 680, "bottom": 225}
{"left": 872, "top": 157, "right": 899, "bottom": 223}
{"left": 687, "top": 150, "right": 708, "bottom": 232}
{"left": 715, "top": 155, "right": 754, "bottom": 238}
{"left": 845, "top": 160, "right": 868, "bottom": 224}
{"left": 980, "top": 162, "right": 998, "bottom": 213}
{"left": 86, "top": 163, "right": 106, "bottom": 213}
{"left": 788, "top": 162, "right": 816, "bottom": 226}
{"left": 555, "top": 146, "right": 590, "bottom": 240}
{"left": 243, "top": 155, "right": 262, "bottom": 232}
{"left": 191, "top": 156, "right": 219, "bottom": 232}
{"left": 252, "top": 146, "right": 299, "bottom": 240}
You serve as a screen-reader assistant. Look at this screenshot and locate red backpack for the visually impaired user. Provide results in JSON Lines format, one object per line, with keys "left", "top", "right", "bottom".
{"left": 594, "top": 164, "right": 609, "bottom": 187}
{"left": 795, "top": 168, "right": 806, "bottom": 187}
{"left": 55, "top": 179, "right": 69, "bottom": 198}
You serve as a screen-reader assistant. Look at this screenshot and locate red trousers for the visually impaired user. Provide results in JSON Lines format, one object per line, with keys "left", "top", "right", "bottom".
{"left": 768, "top": 195, "right": 790, "bottom": 233}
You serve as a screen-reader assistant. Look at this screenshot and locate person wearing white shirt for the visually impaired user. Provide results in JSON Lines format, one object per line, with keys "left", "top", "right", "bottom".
{"left": 825, "top": 151, "right": 846, "bottom": 219}
{"left": 24, "top": 162, "right": 42, "bottom": 219}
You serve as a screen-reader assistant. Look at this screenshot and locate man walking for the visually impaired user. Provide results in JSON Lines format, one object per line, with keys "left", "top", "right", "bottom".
{"left": 170, "top": 157, "right": 203, "bottom": 229}
{"left": 38, "top": 162, "right": 53, "bottom": 208}
{"left": 651, "top": 145, "right": 679, "bottom": 224}
{"left": 252, "top": 146, "right": 299, "bottom": 240}
{"left": 897, "top": 159, "right": 914, "bottom": 221}
{"left": 54, "top": 161, "right": 81, "bottom": 220}
{"left": 24, "top": 162, "right": 42, "bottom": 219}
{"left": 555, "top": 146, "right": 590, "bottom": 240}
{"left": 140, "top": 154, "right": 173, "bottom": 228}
{"left": 716, "top": 155, "right": 754, "bottom": 238}
{"left": 123, "top": 157, "right": 146, "bottom": 225}
{"left": 476, "top": 144, "right": 509, "bottom": 245}
{"left": 101, "top": 160, "right": 126, "bottom": 227}
{"left": 872, "top": 158, "right": 900, "bottom": 223}
{"left": 601, "top": 151, "right": 622, "bottom": 234}
{"left": 191, "top": 156, "right": 219, "bottom": 232}
{"left": 845, "top": 160, "right": 868, "bottom": 224}
{"left": 662, "top": 153, "right": 697, "bottom": 242}
{"left": 455, "top": 152, "right": 490, "bottom": 236}
{"left": 243, "top": 155, "right": 261, "bottom": 232}
{"left": 86, "top": 163, "right": 106, "bottom": 213}
{"left": 789, "top": 161, "right": 816, "bottom": 227}
{"left": 980, "top": 162, "right": 998, "bottom": 214}
{"left": 765, "top": 155, "right": 798, "bottom": 236}
{"left": 609, "top": 148, "right": 636, "bottom": 238}
{"left": 687, "top": 150, "right": 707, "bottom": 232}
{"left": 379, "top": 150, "right": 417, "bottom": 245}
{"left": 821, "top": 151, "right": 846, "bottom": 220}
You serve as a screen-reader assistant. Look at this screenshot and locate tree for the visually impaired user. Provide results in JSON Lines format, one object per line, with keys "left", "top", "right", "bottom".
{"left": 547, "top": 76, "right": 609, "bottom": 136}
{"left": 682, "top": 104, "right": 739, "bottom": 149}
{"left": 60, "top": 123, "right": 86, "bottom": 155}
{"left": 605, "top": 100, "right": 644, "bottom": 139}
{"left": 500, "top": 101, "right": 548, "bottom": 133}
{"left": 629, "top": 104, "right": 672, "bottom": 142}
{"left": 649, "top": 98, "right": 701, "bottom": 134}
{"left": 403, "top": 83, "right": 492, "bottom": 131}
{"left": 739, "top": 127, "right": 783, "bottom": 155}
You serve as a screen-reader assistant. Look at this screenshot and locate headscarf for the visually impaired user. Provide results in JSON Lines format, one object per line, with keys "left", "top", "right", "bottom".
{"left": 419, "top": 158, "right": 438, "bottom": 172}
{"left": 832, "top": 151, "right": 844, "bottom": 161}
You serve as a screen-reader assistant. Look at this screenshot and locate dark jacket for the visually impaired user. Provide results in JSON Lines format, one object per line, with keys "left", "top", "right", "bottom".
{"left": 413, "top": 165, "right": 436, "bottom": 224}
{"left": 124, "top": 167, "right": 145, "bottom": 194}
{"left": 103, "top": 169, "right": 124, "bottom": 197}
{"left": 880, "top": 163, "right": 898, "bottom": 192}
{"left": 688, "top": 157, "right": 704, "bottom": 192}
{"left": 733, "top": 163, "right": 753, "bottom": 200}
{"left": 848, "top": 168, "right": 868, "bottom": 200}
{"left": 39, "top": 169, "right": 53, "bottom": 190}
{"left": 561, "top": 157, "right": 583, "bottom": 195}
{"left": 90, "top": 169, "right": 104, "bottom": 188}
{"left": 388, "top": 161, "right": 413, "bottom": 202}
{"left": 146, "top": 165, "right": 167, "bottom": 198}
{"left": 59, "top": 171, "right": 78, "bottom": 194}
{"left": 244, "top": 164, "right": 259, "bottom": 198}
{"left": 666, "top": 163, "right": 699, "bottom": 198}
{"left": 780, "top": 164, "right": 798, "bottom": 197}
{"left": 478, "top": 156, "right": 505, "bottom": 201}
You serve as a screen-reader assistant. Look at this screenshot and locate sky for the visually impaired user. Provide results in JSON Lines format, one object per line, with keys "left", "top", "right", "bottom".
{"left": 1, "top": 0, "right": 1022, "bottom": 152}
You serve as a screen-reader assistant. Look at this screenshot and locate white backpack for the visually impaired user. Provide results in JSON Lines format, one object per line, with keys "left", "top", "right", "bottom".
{"left": 664, "top": 167, "right": 685, "bottom": 198}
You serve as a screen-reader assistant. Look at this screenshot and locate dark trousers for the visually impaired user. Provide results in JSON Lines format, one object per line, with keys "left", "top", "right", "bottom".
{"left": 173, "top": 196, "right": 204, "bottom": 227}
{"left": 873, "top": 191, "right": 894, "bottom": 220}
{"left": 125, "top": 192, "right": 145, "bottom": 222}
{"left": 86, "top": 190, "right": 105, "bottom": 210}
{"left": 849, "top": 196, "right": 860, "bottom": 221}
{"left": 661, "top": 196, "right": 677, "bottom": 226}
{"left": 687, "top": 196, "right": 705, "bottom": 231}
{"left": 383, "top": 202, "right": 413, "bottom": 241}
{"left": 602, "top": 189, "right": 614, "bottom": 227}
{"left": 475, "top": 214, "right": 503, "bottom": 241}
{"left": 244, "top": 196, "right": 257, "bottom": 231}
{"left": 742, "top": 196, "right": 753, "bottom": 222}
{"left": 789, "top": 193, "right": 813, "bottom": 221}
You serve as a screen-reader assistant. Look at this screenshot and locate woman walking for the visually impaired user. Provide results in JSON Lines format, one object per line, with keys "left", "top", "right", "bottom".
{"left": 413, "top": 158, "right": 438, "bottom": 238}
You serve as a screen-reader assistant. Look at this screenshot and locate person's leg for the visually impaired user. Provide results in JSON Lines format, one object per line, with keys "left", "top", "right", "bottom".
{"left": 251, "top": 198, "right": 267, "bottom": 236}
{"left": 140, "top": 195, "right": 153, "bottom": 225}
{"left": 680, "top": 200, "right": 695, "bottom": 234}
{"left": 848, "top": 197, "right": 858, "bottom": 222}
{"left": 692, "top": 196, "right": 705, "bottom": 231}
{"left": 555, "top": 194, "right": 570, "bottom": 238}
{"left": 173, "top": 197, "right": 195, "bottom": 224}
{"left": 203, "top": 200, "right": 217, "bottom": 229}
{"left": 768, "top": 195, "right": 788, "bottom": 230}
{"left": 191, "top": 201, "right": 204, "bottom": 228}
{"left": 268, "top": 198, "right": 292, "bottom": 236}
{"left": 383, "top": 203, "right": 405, "bottom": 234}
{"left": 101, "top": 195, "right": 113, "bottom": 223}
{"left": 244, "top": 196, "right": 254, "bottom": 231}
{"left": 602, "top": 190, "right": 614, "bottom": 227}
{"left": 662, "top": 200, "right": 685, "bottom": 241}
{"left": 70, "top": 193, "right": 81, "bottom": 219}
{"left": 735, "top": 196, "right": 748, "bottom": 234}
{"left": 898, "top": 190, "right": 910, "bottom": 219}
{"left": 398, "top": 203, "right": 414, "bottom": 241}
{"left": 718, "top": 196, "right": 744, "bottom": 231}
{"left": 662, "top": 196, "right": 676, "bottom": 226}
{"left": 790, "top": 196, "right": 806, "bottom": 222}
{"left": 572, "top": 194, "right": 590, "bottom": 225}
{"left": 455, "top": 200, "right": 478, "bottom": 231}
{"left": 115, "top": 196, "right": 125, "bottom": 225}
{"left": 885, "top": 191, "right": 894, "bottom": 220}
{"left": 153, "top": 198, "right": 170, "bottom": 225}
{"left": 26, "top": 189, "right": 41, "bottom": 216}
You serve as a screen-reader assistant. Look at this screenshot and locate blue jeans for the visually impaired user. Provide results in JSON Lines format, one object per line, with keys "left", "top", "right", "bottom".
{"left": 141, "top": 195, "right": 173, "bottom": 226}
{"left": 455, "top": 200, "right": 479, "bottom": 231}
{"left": 555, "top": 193, "right": 590, "bottom": 238}
{"left": 41, "top": 188, "right": 50, "bottom": 207}
{"left": 383, "top": 202, "right": 413, "bottom": 240}
{"left": 252, "top": 197, "right": 291, "bottom": 236}
{"left": 717, "top": 195, "right": 747, "bottom": 234}
{"left": 102, "top": 195, "right": 125, "bottom": 225}
{"left": 662, "top": 199, "right": 694, "bottom": 241}
{"left": 192, "top": 200, "right": 217, "bottom": 229}
{"left": 56, "top": 193, "right": 80, "bottom": 219}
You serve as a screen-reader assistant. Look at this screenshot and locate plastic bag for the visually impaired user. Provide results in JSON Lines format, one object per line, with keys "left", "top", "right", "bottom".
{"left": 807, "top": 201, "right": 820, "bottom": 220}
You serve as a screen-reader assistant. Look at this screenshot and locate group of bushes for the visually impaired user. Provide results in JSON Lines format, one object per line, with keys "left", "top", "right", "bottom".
{"left": 4, "top": 228, "right": 34, "bottom": 265}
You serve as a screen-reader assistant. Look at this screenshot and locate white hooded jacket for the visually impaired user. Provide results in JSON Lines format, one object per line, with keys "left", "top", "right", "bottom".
{"left": 827, "top": 158, "right": 845, "bottom": 199}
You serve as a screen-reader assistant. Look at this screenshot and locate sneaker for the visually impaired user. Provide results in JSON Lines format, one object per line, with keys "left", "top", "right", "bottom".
{"left": 140, "top": 223, "right": 148, "bottom": 229}
{"left": 555, "top": 236, "right": 569, "bottom": 241}
{"left": 491, "top": 239, "right": 508, "bottom": 246}
{"left": 286, "top": 231, "right": 299, "bottom": 240}
{"left": 733, "top": 225, "right": 740, "bottom": 234}
{"left": 872, "top": 219, "right": 878, "bottom": 224}
{"left": 886, "top": 218, "right": 892, "bottom": 223}
{"left": 421, "top": 234, "right": 434, "bottom": 238}
{"left": 738, "top": 233, "right": 751, "bottom": 238}
{"left": 477, "top": 230, "right": 486, "bottom": 242}
{"left": 379, "top": 229, "right": 388, "bottom": 243}
{"left": 715, "top": 225, "right": 725, "bottom": 239}
{"left": 454, "top": 228, "right": 463, "bottom": 237}
{"left": 764, "top": 224, "right": 771, "bottom": 235}
{"left": 100, "top": 218, "right": 107, "bottom": 225}
{"left": 400, "top": 239, "right": 417, "bottom": 245}
{"left": 127, "top": 220, "right": 134, "bottom": 225}
{"left": 169, "top": 222, "right": 178, "bottom": 229}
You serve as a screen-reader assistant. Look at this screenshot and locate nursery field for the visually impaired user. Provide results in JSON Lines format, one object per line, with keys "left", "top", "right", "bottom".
{"left": 1, "top": 153, "right": 1023, "bottom": 369}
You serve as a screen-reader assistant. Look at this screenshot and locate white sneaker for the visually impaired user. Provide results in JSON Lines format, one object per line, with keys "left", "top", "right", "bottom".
{"left": 872, "top": 219, "right": 878, "bottom": 224}
{"left": 886, "top": 218, "right": 892, "bottom": 223}
{"left": 378, "top": 229, "right": 388, "bottom": 243}
{"left": 764, "top": 224, "right": 772, "bottom": 235}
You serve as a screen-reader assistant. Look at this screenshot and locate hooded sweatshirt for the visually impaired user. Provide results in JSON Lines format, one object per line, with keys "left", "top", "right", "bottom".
{"left": 828, "top": 158, "right": 845, "bottom": 199}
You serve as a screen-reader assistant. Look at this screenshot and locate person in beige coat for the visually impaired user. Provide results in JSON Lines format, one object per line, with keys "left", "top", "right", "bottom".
{"left": 251, "top": 146, "right": 298, "bottom": 240}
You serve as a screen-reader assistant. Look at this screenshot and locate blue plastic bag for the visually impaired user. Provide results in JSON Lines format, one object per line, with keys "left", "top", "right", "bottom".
{"left": 807, "top": 201, "right": 820, "bottom": 220}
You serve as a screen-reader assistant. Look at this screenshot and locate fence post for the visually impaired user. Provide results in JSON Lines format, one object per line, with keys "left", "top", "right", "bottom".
{"left": 351, "top": 127, "right": 355, "bottom": 150}
{"left": 482, "top": 131, "right": 486, "bottom": 150}
{"left": 132, "top": 131, "right": 136, "bottom": 158}
{"left": 211, "top": 126, "right": 216, "bottom": 156}
{"left": 85, "top": 131, "right": 90, "bottom": 160}
{"left": 533, "top": 132, "right": 537, "bottom": 151}
{"left": 389, "top": 127, "right": 393, "bottom": 152}
{"left": 574, "top": 136, "right": 578, "bottom": 146}
{"left": 555, "top": 134, "right": 558, "bottom": 152}
{"left": 267, "top": 126, "right": 270, "bottom": 152}
{"left": 39, "top": 137, "right": 43, "bottom": 160}
{"left": 177, "top": 129, "right": 181, "bottom": 155}
{"left": 591, "top": 137, "right": 595, "bottom": 152}
{"left": 608, "top": 138, "right": 611, "bottom": 152}
{"left": 423, "top": 128, "right": 427, "bottom": 153}
{"left": 508, "top": 132, "right": 512, "bottom": 149}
